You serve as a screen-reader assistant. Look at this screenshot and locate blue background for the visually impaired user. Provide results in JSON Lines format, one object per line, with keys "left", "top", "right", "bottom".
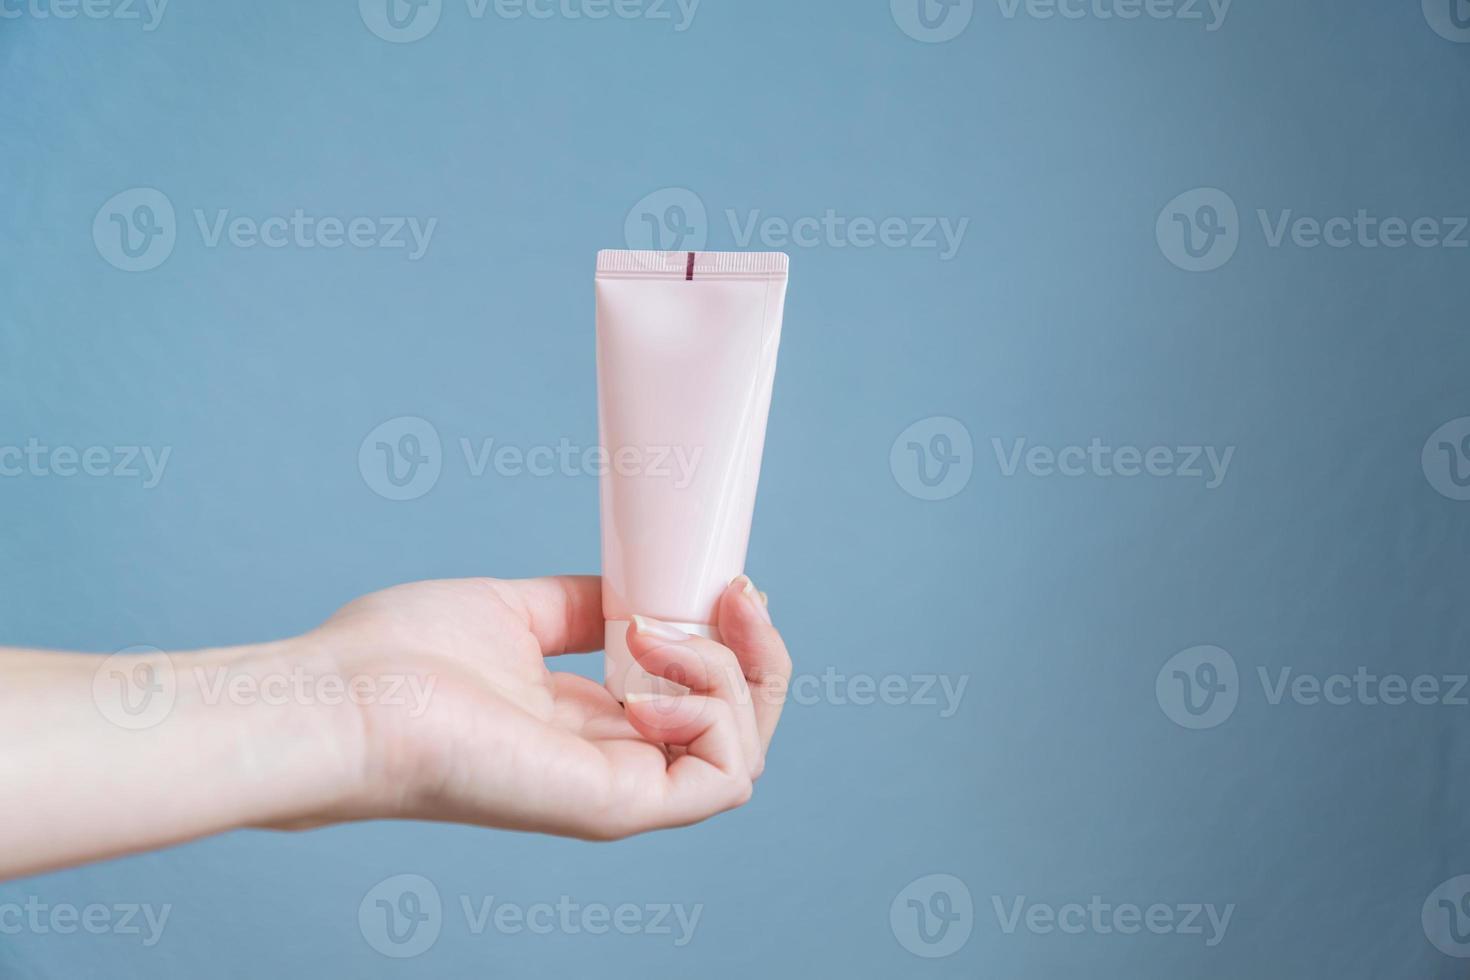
{"left": 3, "top": 0, "right": 1470, "bottom": 976}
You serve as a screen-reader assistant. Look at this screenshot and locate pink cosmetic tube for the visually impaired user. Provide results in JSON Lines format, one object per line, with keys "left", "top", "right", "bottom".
{"left": 595, "top": 249, "right": 789, "bottom": 701}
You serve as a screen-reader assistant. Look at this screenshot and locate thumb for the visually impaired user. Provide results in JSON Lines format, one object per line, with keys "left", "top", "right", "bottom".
{"left": 490, "top": 576, "right": 604, "bottom": 656}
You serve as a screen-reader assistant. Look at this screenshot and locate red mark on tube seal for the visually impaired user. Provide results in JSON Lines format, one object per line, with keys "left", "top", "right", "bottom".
{"left": 685, "top": 251, "right": 695, "bottom": 281}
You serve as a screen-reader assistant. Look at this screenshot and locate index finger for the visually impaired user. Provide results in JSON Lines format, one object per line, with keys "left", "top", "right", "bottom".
{"left": 717, "top": 575, "right": 792, "bottom": 753}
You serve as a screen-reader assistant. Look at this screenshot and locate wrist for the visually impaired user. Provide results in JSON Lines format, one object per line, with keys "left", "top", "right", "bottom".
{"left": 169, "top": 635, "right": 374, "bottom": 829}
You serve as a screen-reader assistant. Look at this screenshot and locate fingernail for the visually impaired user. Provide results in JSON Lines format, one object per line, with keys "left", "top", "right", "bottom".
{"left": 632, "top": 615, "right": 692, "bottom": 642}
{"left": 733, "top": 575, "right": 773, "bottom": 624}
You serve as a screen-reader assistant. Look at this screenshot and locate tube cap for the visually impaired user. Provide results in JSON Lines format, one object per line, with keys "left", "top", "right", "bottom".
{"left": 604, "top": 619, "right": 722, "bottom": 702}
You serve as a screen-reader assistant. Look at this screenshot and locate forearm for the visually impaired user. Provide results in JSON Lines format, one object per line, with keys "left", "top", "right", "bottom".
{"left": 0, "top": 640, "right": 362, "bottom": 880}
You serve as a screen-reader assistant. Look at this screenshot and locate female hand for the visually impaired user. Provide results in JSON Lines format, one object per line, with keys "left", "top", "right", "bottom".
{"left": 0, "top": 574, "right": 793, "bottom": 879}
{"left": 308, "top": 575, "right": 793, "bottom": 839}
